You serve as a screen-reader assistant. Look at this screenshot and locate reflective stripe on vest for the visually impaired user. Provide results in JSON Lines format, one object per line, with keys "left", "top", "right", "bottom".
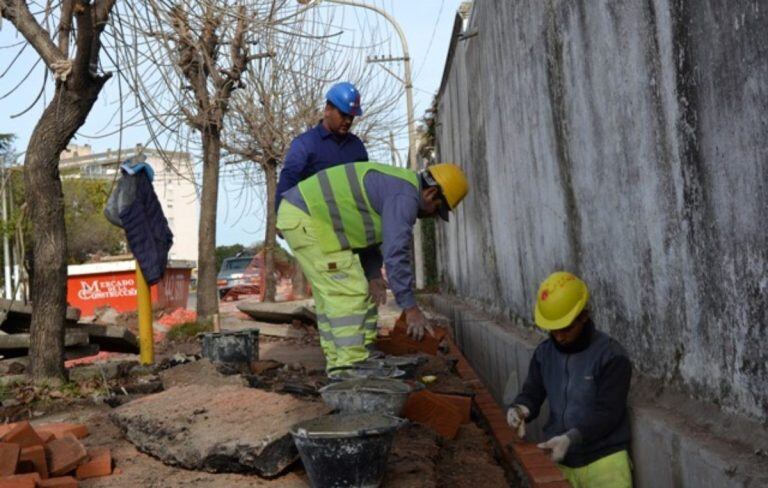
{"left": 298, "top": 162, "right": 419, "bottom": 252}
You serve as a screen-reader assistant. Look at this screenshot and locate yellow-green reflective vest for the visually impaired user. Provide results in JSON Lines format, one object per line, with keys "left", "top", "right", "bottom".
{"left": 298, "top": 162, "right": 419, "bottom": 253}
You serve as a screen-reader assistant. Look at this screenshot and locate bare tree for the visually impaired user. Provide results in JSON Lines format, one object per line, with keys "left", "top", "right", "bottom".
{"left": 1, "top": 0, "right": 118, "bottom": 380}
{"left": 120, "top": 0, "right": 261, "bottom": 319}
{"left": 223, "top": 3, "right": 404, "bottom": 301}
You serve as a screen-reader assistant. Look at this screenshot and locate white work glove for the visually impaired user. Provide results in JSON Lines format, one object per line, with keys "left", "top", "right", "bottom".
{"left": 537, "top": 434, "right": 571, "bottom": 463}
{"left": 404, "top": 306, "right": 435, "bottom": 341}
{"left": 368, "top": 278, "right": 388, "bottom": 307}
{"left": 506, "top": 404, "right": 530, "bottom": 438}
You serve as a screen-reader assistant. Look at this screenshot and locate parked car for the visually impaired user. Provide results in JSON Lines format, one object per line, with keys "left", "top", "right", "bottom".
{"left": 217, "top": 254, "right": 260, "bottom": 298}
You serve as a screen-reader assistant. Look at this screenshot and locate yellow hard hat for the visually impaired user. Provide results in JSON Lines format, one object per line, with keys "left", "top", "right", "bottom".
{"left": 534, "top": 271, "right": 589, "bottom": 330}
{"left": 425, "top": 163, "right": 469, "bottom": 221}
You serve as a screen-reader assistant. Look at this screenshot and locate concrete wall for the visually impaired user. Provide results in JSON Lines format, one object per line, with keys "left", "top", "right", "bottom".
{"left": 435, "top": 0, "right": 768, "bottom": 424}
{"left": 425, "top": 294, "right": 768, "bottom": 487}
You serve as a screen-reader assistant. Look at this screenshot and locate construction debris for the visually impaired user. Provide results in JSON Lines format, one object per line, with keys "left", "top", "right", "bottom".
{"left": 110, "top": 384, "right": 329, "bottom": 477}
{"left": 69, "top": 323, "right": 139, "bottom": 354}
{"left": 0, "top": 420, "right": 114, "bottom": 486}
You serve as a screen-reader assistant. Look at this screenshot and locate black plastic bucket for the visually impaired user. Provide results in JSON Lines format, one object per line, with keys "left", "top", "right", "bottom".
{"left": 200, "top": 328, "right": 259, "bottom": 366}
{"left": 318, "top": 378, "right": 419, "bottom": 416}
{"left": 290, "top": 413, "right": 405, "bottom": 487}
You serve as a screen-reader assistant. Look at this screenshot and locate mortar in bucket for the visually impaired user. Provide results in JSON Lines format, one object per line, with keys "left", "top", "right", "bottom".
{"left": 200, "top": 328, "right": 259, "bottom": 370}
{"left": 319, "top": 377, "right": 422, "bottom": 416}
{"left": 291, "top": 413, "right": 405, "bottom": 488}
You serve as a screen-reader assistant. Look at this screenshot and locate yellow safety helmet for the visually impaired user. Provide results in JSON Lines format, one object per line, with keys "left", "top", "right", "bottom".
{"left": 425, "top": 163, "right": 469, "bottom": 221}
{"left": 534, "top": 271, "right": 589, "bottom": 330}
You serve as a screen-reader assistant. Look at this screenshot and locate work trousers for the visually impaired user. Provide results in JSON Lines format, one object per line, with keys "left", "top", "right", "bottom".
{"left": 277, "top": 202, "right": 377, "bottom": 370}
{"left": 557, "top": 450, "right": 632, "bottom": 488}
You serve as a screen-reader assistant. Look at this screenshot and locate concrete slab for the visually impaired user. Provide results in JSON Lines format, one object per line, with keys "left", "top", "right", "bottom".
{"left": 0, "top": 330, "right": 89, "bottom": 351}
{"left": 71, "top": 323, "right": 139, "bottom": 353}
{"left": 221, "top": 316, "right": 306, "bottom": 339}
{"left": 110, "top": 385, "right": 329, "bottom": 477}
{"left": 158, "top": 359, "right": 246, "bottom": 389}
{"left": 236, "top": 300, "right": 315, "bottom": 324}
{"left": 259, "top": 342, "right": 326, "bottom": 372}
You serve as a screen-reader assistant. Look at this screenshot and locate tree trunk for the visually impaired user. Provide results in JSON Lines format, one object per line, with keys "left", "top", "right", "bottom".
{"left": 262, "top": 161, "right": 278, "bottom": 302}
{"left": 26, "top": 79, "right": 108, "bottom": 380}
{"left": 196, "top": 126, "right": 221, "bottom": 319}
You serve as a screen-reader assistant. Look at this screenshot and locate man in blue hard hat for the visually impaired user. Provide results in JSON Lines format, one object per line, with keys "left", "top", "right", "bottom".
{"left": 276, "top": 82, "right": 369, "bottom": 212}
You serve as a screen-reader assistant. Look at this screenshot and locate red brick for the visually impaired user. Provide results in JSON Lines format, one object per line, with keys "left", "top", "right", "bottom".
{"left": 37, "top": 477, "right": 79, "bottom": 488}
{"left": 0, "top": 443, "right": 20, "bottom": 476}
{"left": 512, "top": 442, "right": 542, "bottom": 456}
{"left": 0, "top": 424, "right": 18, "bottom": 439}
{"left": 381, "top": 312, "right": 447, "bottom": 356}
{"left": 75, "top": 447, "right": 111, "bottom": 480}
{"left": 0, "top": 473, "right": 40, "bottom": 488}
{"left": 44, "top": 435, "right": 87, "bottom": 476}
{"left": 518, "top": 452, "right": 553, "bottom": 469}
{"left": 529, "top": 466, "right": 566, "bottom": 483}
{"left": 402, "top": 390, "right": 462, "bottom": 439}
{"left": 1, "top": 422, "right": 43, "bottom": 448}
{"left": 434, "top": 394, "right": 472, "bottom": 424}
{"left": 17, "top": 444, "right": 48, "bottom": 479}
{"left": 35, "top": 432, "right": 55, "bottom": 445}
{"left": 33, "top": 424, "right": 87, "bottom": 441}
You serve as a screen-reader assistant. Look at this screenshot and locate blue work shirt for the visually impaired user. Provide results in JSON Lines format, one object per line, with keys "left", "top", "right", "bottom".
{"left": 276, "top": 123, "right": 368, "bottom": 210}
{"left": 282, "top": 170, "right": 424, "bottom": 309}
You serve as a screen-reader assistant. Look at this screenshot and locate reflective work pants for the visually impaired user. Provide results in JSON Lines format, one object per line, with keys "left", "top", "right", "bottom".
{"left": 557, "top": 450, "right": 633, "bottom": 488}
{"left": 277, "top": 202, "right": 377, "bottom": 370}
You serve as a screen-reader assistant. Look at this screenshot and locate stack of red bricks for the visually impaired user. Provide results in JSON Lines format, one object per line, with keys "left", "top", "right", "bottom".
{"left": 0, "top": 421, "right": 112, "bottom": 488}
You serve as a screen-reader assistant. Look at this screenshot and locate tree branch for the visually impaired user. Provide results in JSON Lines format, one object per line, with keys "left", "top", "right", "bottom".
{"left": 0, "top": 0, "right": 66, "bottom": 70}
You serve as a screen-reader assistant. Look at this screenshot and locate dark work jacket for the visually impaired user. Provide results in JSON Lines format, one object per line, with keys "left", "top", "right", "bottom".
{"left": 119, "top": 172, "right": 173, "bottom": 285}
{"left": 513, "top": 323, "right": 632, "bottom": 467}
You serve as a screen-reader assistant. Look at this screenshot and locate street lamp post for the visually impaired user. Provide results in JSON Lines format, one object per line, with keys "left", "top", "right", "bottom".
{"left": 298, "top": 0, "right": 426, "bottom": 288}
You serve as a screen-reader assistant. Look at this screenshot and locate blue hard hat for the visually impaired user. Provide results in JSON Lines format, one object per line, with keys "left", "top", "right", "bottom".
{"left": 326, "top": 82, "right": 363, "bottom": 116}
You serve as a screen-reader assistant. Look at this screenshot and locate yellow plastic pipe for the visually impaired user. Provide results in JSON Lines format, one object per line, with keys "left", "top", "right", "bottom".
{"left": 136, "top": 263, "right": 154, "bottom": 365}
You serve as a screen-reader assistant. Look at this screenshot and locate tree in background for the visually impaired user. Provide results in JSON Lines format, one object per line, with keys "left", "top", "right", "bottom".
{"left": 1, "top": 0, "right": 119, "bottom": 380}
{"left": 63, "top": 179, "right": 125, "bottom": 263}
{"left": 121, "top": 0, "right": 270, "bottom": 321}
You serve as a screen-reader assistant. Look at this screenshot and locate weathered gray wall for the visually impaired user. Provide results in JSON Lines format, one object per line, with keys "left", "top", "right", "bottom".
{"left": 435, "top": 0, "right": 768, "bottom": 422}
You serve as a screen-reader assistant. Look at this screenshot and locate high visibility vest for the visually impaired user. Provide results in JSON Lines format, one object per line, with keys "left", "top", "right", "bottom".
{"left": 298, "top": 162, "right": 419, "bottom": 253}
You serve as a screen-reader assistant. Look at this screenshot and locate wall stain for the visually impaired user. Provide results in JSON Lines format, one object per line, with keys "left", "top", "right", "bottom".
{"left": 545, "top": 0, "right": 583, "bottom": 273}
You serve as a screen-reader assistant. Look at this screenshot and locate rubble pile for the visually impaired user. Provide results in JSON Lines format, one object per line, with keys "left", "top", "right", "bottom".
{"left": 0, "top": 420, "right": 113, "bottom": 487}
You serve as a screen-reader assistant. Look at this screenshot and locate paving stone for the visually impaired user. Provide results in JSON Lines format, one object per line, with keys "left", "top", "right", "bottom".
{"left": 110, "top": 384, "right": 329, "bottom": 477}
{"left": 0, "top": 442, "right": 20, "bottom": 476}
{"left": 17, "top": 444, "right": 48, "bottom": 479}
{"left": 1, "top": 421, "right": 43, "bottom": 448}
{"left": 44, "top": 434, "right": 88, "bottom": 476}
{"left": 75, "top": 447, "right": 111, "bottom": 480}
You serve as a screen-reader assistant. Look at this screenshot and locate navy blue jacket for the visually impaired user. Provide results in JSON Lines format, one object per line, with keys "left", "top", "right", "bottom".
{"left": 275, "top": 123, "right": 368, "bottom": 210}
{"left": 119, "top": 172, "right": 174, "bottom": 285}
{"left": 513, "top": 322, "right": 632, "bottom": 467}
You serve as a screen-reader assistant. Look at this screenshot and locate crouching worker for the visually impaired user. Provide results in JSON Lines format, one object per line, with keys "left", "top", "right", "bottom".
{"left": 277, "top": 161, "right": 468, "bottom": 373}
{"left": 507, "top": 272, "right": 633, "bottom": 487}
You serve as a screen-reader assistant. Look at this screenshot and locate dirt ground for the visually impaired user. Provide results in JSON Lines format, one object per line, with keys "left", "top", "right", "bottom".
{"left": 1, "top": 310, "right": 516, "bottom": 487}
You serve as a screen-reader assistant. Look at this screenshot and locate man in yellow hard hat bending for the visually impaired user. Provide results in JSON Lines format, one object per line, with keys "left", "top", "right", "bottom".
{"left": 507, "top": 272, "right": 633, "bottom": 487}
{"left": 277, "top": 161, "right": 468, "bottom": 372}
